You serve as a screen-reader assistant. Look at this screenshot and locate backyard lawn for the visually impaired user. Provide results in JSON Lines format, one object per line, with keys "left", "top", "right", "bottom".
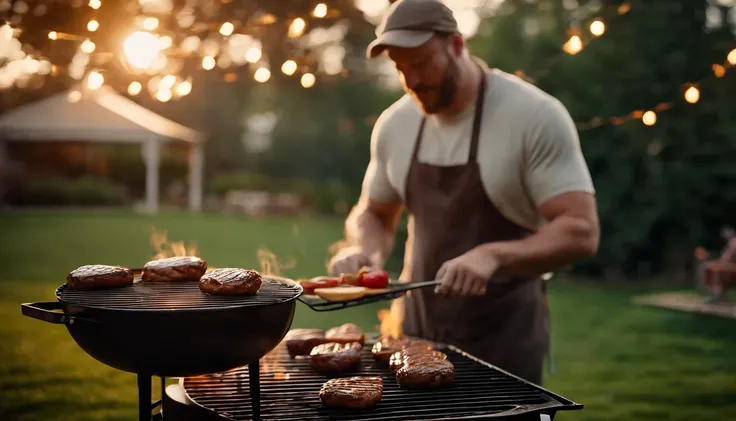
{"left": 1, "top": 211, "right": 735, "bottom": 421}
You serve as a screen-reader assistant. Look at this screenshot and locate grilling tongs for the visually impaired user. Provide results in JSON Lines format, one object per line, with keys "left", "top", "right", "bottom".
{"left": 297, "top": 280, "right": 441, "bottom": 312}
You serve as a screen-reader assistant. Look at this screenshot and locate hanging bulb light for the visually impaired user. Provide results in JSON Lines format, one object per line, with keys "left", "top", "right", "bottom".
{"left": 313, "top": 3, "right": 327, "bottom": 18}
{"left": 642, "top": 111, "right": 657, "bottom": 126}
{"left": 87, "top": 20, "right": 99, "bottom": 32}
{"left": 301, "top": 72, "right": 315, "bottom": 88}
{"left": 684, "top": 86, "right": 700, "bottom": 104}
{"left": 128, "top": 81, "right": 142, "bottom": 95}
{"left": 281, "top": 60, "right": 297, "bottom": 75}
{"left": 589, "top": 20, "right": 605, "bottom": 36}
{"left": 254, "top": 67, "right": 271, "bottom": 83}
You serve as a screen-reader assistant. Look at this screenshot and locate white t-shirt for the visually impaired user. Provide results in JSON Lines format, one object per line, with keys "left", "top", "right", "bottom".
{"left": 362, "top": 68, "right": 595, "bottom": 231}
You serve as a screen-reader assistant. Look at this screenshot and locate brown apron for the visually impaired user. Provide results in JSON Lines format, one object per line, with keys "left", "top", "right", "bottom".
{"left": 401, "top": 66, "right": 550, "bottom": 385}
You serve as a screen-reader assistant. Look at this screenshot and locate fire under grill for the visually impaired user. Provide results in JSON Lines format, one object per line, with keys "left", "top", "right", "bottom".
{"left": 182, "top": 340, "right": 582, "bottom": 421}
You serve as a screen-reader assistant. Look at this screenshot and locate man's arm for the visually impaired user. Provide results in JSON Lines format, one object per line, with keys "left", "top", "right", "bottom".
{"left": 330, "top": 111, "right": 405, "bottom": 270}
{"left": 481, "top": 191, "right": 599, "bottom": 276}
{"left": 343, "top": 196, "right": 404, "bottom": 268}
{"left": 480, "top": 100, "right": 599, "bottom": 277}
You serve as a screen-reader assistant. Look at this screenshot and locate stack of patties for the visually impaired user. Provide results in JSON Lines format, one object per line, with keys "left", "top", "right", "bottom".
{"left": 373, "top": 335, "right": 455, "bottom": 389}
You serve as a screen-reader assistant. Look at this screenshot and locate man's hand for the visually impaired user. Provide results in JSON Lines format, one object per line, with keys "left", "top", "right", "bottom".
{"left": 327, "top": 246, "right": 376, "bottom": 277}
{"left": 435, "top": 246, "right": 500, "bottom": 297}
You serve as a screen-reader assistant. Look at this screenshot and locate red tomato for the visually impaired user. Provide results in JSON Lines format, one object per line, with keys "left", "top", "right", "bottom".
{"left": 299, "top": 277, "right": 340, "bottom": 294}
{"left": 359, "top": 270, "right": 389, "bottom": 289}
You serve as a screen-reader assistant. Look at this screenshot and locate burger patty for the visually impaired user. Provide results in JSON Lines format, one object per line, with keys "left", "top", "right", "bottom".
{"left": 371, "top": 336, "right": 434, "bottom": 365}
{"left": 395, "top": 358, "right": 455, "bottom": 389}
{"left": 66, "top": 265, "right": 134, "bottom": 290}
{"left": 325, "top": 323, "right": 365, "bottom": 346}
{"left": 285, "top": 329, "right": 329, "bottom": 356}
{"left": 319, "top": 376, "right": 383, "bottom": 409}
{"left": 198, "top": 268, "right": 262, "bottom": 295}
{"left": 141, "top": 256, "right": 207, "bottom": 282}
{"left": 389, "top": 349, "right": 447, "bottom": 374}
{"left": 309, "top": 342, "right": 362, "bottom": 374}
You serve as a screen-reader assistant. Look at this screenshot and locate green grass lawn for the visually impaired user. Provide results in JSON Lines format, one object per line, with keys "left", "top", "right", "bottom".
{"left": 1, "top": 210, "right": 735, "bottom": 421}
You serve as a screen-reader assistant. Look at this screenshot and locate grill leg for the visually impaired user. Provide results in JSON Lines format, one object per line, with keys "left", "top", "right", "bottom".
{"left": 138, "top": 374, "right": 152, "bottom": 421}
{"left": 248, "top": 360, "right": 261, "bottom": 421}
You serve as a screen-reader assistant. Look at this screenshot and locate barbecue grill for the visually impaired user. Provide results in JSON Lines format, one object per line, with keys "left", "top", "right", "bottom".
{"left": 21, "top": 275, "right": 303, "bottom": 421}
{"left": 168, "top": 335, "right": 583, "bottom": 421}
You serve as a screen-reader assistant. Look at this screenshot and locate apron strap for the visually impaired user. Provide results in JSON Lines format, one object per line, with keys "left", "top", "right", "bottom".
{"left": 467, "top": 64, "right": 487, "bottom": 163}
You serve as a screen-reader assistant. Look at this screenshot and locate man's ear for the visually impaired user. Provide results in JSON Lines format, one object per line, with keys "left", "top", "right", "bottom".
{"left": 449, "top": 33, "right": 464, "bottom": 56}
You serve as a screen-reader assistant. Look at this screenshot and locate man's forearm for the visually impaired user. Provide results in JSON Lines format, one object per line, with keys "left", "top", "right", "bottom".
{"left": 343, "top": 202, "right": 399, "bottom": 267}
{"left": 480, "top": 215, "right": 599, "bottom": 277}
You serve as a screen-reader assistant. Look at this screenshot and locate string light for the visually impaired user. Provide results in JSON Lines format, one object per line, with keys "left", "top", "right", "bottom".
{"left": 712, "top": 64, "right": 726, "bottom": 78}
{"left": 727, "top": 48, "right": 736, "bottom": 66}
{"left": 176, "top": 80, "right": 192, "bottom": 96}
{"left": 313, "top": 3, "right": 327, "bottom": 18}
{"left": 288, "top": 18, "right": 306, "bottom": 38}
{"left": 301, "top": 72, "right": 315, "bottom": 88}
{"left": 684, "top": 86, "right": 700, "bottom": 104}
{"left": 254, "top": 67, "right": 271, "bottom": 83}
{"left": 67, "top": 90, "right": 82, "bottom": 103}
{"left": 642, "top": 110, "right": 657, "bottom": 126}
{"left": 281, "top": 60, "right": 297, "bottom": 76}
{"left": 202, "top": 56, "right": 216, "bottom": 70}
{"left": 87, "top": 71, "right": 104, "bottom": 90}
{"left": 80, "top": 39, "right": 96, "bottom": 53}
{"left": 563, "top": 35, "right": 582, "bottom": 55}
{"left": 219, "top": 22, "right": 234, "bottom": 36}
{"left": 245, "top": 47, "right": 262, "bottom": 63}
{"left": 87, "top": 20, "right": 99, "bottom": 32}
{"left": 128, "top": 81, "right": 142, "bottom": 95}
{"left": 88, "top": 0, "right": 101, "bottom": 9}
{"left": 142, "top": 17, "right": 158, "bottom": 31}
{"left": 160, "top": 74, "right": 176, "bottom": 90}
{"left": 590, "top": 20, "right": 605, "bottom": 37}
{"left": 155, "top": 88, "right": 172, "bottom": 102}
{"left": 48, "top": 31, "right": 57, "bottom": 40}
{"left": 123, "top": 31, "right": 160, "bottom": 69}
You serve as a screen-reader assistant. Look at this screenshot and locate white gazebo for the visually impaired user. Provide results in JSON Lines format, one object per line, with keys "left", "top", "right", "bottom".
{"left": 0, "top": 87, "right": 205, "bottom": 213}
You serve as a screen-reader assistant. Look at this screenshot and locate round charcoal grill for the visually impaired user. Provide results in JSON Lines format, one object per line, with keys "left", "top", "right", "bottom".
{"left": 21, "top": 275, "right": 303, "bottom": 421}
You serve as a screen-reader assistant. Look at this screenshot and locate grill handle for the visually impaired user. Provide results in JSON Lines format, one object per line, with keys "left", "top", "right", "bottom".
{"left": 21, "top": 301, "right": 98, "bottom": 325}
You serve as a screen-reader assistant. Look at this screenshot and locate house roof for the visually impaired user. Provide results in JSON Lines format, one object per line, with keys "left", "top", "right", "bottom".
{"left": 0, "top": 87, "right": 204, "bottom": 143}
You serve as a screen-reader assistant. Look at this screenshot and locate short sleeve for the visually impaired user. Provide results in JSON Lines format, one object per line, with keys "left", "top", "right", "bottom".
{"left": 361, "top": 113, "right": 402, "bottom": 204}
{"left": 523, "top": 100, "right": 595, "bottom": 207}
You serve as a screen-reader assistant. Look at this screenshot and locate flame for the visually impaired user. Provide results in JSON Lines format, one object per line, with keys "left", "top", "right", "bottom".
{"left": 150, "top": 226, "right": 199, "bottom": 259}
{"left": 378, "top": 297, "right": 405, "bottom": 340}
{"left": 256, "top": 246, "right": 296, "bottom": 277}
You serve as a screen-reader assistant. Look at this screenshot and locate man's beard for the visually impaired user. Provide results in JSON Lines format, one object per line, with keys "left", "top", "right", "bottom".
{"left": 409, "top": 57, "right": 458, "bottom": 115}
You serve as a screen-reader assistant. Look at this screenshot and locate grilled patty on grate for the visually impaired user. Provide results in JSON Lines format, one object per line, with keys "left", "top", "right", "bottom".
{"left": 285, "top": 329, "right": 330, "bottom": 357}
{"left": 141, "top": 256, "right": 207, "bottom": 282}
{"left": 396, "top": 357, "right": 455, "bottom": 389}
{"left": 389, "top": 349, "right": 448, "bottom": 374}
{"left": 309, "top": 342, "right": 362, "bottom": 374}
{"left": 325, "top": 323, "right": 366, "bottom": 346}
{"left": 199, "top": 268, "right": 262, "bottom": 295}
{"left": 319, "top": 376, "right": 384, "bottom": 408}
{"left": 372, "top": 336, "right": 435, "bottom": 365}
{"left": 66, "top": 265, "right": 134, "bottom": 290}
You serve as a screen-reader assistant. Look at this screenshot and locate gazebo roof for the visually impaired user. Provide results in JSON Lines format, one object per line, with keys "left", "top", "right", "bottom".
{"left": 0, "top": 87, "right": 203, "bottom": 143}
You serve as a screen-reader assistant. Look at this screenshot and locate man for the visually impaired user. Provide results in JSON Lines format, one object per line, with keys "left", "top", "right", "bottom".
{"left": 328, "top": 0, "right": 599, "bottom": 385}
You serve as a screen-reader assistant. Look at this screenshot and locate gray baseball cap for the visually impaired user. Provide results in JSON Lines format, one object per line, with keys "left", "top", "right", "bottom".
{"left": 366, "top": 0, "right": 459, "bottom": 59}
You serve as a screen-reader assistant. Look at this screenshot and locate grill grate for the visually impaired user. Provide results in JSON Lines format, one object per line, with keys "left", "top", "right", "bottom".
{"left": 56, "top": 278, "right": 302, "bottom": 311}
{"left": 183, "top": 340, "right": 580, "bottom": 420}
